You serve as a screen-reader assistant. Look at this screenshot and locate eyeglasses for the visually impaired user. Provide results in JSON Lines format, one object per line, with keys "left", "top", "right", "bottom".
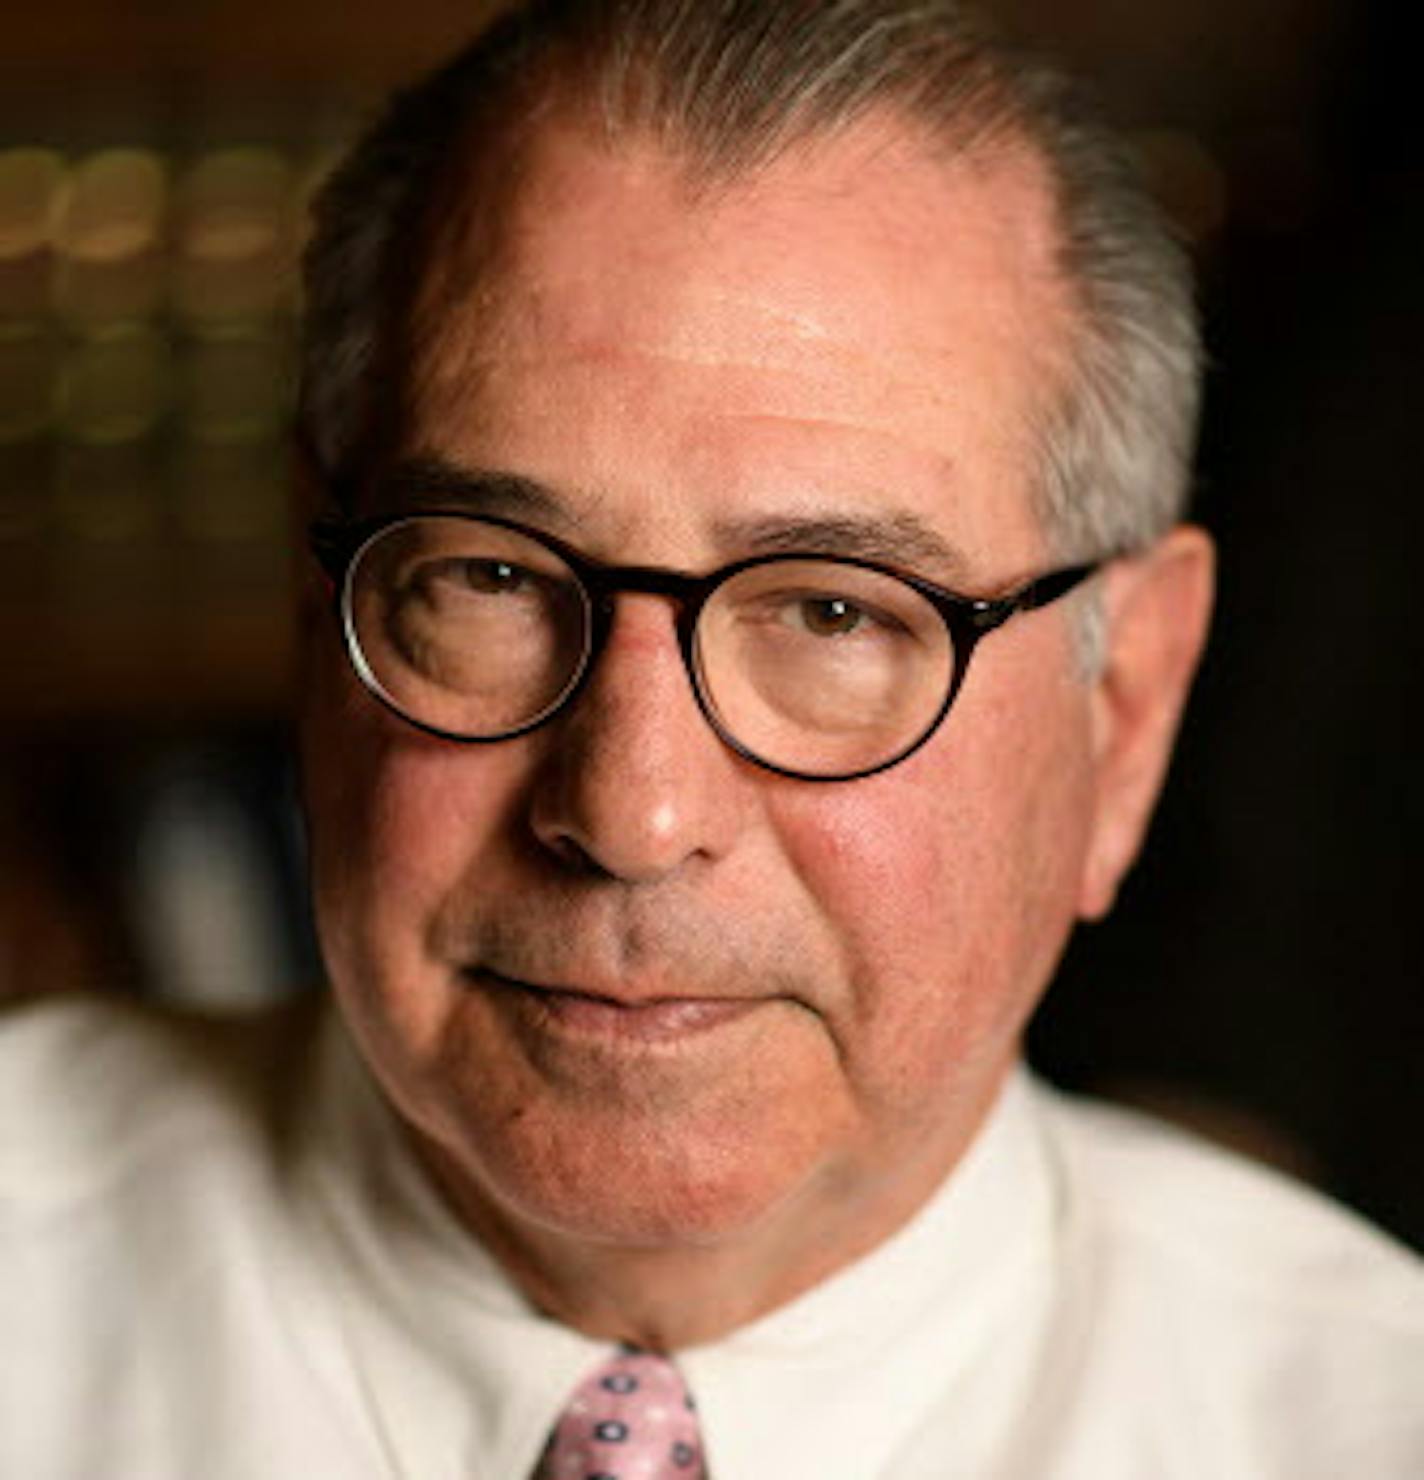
{"left": 309, "top": 511, "right": 1101, "bottom": 782}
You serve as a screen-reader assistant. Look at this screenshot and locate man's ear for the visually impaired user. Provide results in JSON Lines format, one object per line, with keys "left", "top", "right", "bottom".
{"left": 1077, "top": 524, "right": 1214, "bottom": 920}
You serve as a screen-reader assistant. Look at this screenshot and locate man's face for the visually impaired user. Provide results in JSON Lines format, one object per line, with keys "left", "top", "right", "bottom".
{"left": 304, "top": 113, "right": 1108, "bottom": 1268}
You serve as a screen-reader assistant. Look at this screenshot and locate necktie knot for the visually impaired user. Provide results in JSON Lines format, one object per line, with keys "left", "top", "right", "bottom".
{"left": 535, "top": 1347, "right": 706, "bottom": 1479}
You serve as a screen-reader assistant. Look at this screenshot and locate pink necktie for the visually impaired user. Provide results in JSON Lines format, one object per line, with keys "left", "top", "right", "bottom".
{"left": 534, "top": 1346, "right": 707, "bottom": 1479}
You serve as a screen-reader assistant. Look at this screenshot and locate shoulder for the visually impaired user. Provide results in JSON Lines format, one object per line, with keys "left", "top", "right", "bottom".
{"left": 1039, "top": 1082, "right": 1423, "bottom": 1308}
{"left": 0, "top": 991, "right": 321, "bottom": 1211}
{"left": 0, "top": 995, "right": 382, "bottom": 1473}
{"left": 1029, "top": 1081, "right": 1424, "bottom": 1472}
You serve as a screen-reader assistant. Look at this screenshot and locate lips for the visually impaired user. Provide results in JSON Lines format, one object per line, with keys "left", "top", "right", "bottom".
{"left": 472, "top": 967, "right": 765, "bottom": 1044}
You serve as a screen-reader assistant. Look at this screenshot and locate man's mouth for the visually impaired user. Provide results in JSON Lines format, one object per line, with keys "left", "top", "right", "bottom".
{"left": 471, "top": 967, "right": 765, "bottom": 1044}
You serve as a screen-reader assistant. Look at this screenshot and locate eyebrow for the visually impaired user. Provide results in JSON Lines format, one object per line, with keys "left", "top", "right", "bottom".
{"left": 378, "top": 454, "right": 581, "bottom": 529}
{"left": 722, "top": 513, "right": 975, "bottom": 586}
{"left": 379, "top": 453, "right": 973, "bottom": 584}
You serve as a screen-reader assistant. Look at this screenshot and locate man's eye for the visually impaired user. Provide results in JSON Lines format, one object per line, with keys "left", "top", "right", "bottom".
{"left": 463, "top": 558, "right": 529, "bottom": 593}
{"left": 794, "top": 595, "right": 869, "bottom": 637}
{"left": 418, "top": 557, "right": 530, "bottom": 596}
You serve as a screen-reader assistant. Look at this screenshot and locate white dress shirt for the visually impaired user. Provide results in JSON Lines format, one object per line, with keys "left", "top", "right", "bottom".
{"left": 2, "top": 993, "right": 1420, "bottom": 1478}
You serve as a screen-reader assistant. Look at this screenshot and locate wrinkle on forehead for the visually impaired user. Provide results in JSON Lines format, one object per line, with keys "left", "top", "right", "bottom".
{"left": 410, "top": 104, "right": 1069, "bottom": 415}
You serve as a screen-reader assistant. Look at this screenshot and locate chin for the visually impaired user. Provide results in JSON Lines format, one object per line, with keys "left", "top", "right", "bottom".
{"left": 425, "top": 1089, "right": 839, "bottom": 1254}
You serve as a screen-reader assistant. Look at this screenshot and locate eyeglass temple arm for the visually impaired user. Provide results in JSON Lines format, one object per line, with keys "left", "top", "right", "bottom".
{"left": 308, "top": 520, "right": 348, "bottom": 588}
{"left": 967, "top": 562, "right": 1101, "bottom": 633}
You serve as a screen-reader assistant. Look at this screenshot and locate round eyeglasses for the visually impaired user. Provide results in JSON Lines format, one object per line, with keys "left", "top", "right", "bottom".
{"left": 309, "top": 511, "right": 1101, "bottom": 782}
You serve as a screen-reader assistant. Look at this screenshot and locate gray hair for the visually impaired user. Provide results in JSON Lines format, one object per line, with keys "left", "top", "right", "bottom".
{"left": 300, "top": 0, "right": 1200, "bottom": 563}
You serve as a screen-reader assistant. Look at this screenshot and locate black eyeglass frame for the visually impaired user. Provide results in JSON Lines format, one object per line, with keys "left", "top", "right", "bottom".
{"left": 309, "top": 509, "right": 1103, "bottom": 783}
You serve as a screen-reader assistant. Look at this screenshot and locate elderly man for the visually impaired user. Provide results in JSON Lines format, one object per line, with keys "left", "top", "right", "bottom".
{"left": 4, "top": 1, "right": 1421, "bottom": 1475}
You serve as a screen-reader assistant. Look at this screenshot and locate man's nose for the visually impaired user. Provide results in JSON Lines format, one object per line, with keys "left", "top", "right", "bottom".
{"left": 526, "top": 595, "right": 749, "bottom": 882}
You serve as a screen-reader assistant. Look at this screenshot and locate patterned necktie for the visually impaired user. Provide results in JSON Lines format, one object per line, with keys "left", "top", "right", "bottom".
{"left": 534, "top": 1346, "right": 707, "bottom": 1479}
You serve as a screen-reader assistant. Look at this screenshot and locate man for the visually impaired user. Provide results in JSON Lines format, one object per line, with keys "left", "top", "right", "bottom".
{"left": 3, "top": 1, "right": 1421, "bottom": 1475}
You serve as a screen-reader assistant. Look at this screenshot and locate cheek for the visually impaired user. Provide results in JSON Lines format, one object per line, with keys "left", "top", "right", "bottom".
{"left": 769, "top": 671, "right": 1095, "bottom": 1109}
{"left": 300, "top": 660, "right": 530, "bottom": 1026}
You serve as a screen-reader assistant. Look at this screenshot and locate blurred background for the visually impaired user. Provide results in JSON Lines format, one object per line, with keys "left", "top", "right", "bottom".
{"left": 0, "top": 0, "right": 1419, "bottom": 1249}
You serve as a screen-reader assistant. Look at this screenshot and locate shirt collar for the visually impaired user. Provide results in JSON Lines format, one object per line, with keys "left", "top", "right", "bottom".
{"left": 681, "top": 1068, "right": 1062, "bottom": 1478}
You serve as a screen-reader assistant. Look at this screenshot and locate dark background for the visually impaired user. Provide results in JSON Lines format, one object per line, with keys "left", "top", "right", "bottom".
{"left": 1, "top": 0, "right": 1420, "bottom": 1249}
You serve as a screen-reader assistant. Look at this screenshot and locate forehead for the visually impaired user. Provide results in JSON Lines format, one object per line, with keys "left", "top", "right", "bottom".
{"left": 403, "top": 110, "right": 1071, "bottom": 571}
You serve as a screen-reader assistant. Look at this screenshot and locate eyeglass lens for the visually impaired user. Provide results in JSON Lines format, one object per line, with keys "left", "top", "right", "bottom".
{"left": 344, "top": 516, "right": 960, "bottom": 778}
